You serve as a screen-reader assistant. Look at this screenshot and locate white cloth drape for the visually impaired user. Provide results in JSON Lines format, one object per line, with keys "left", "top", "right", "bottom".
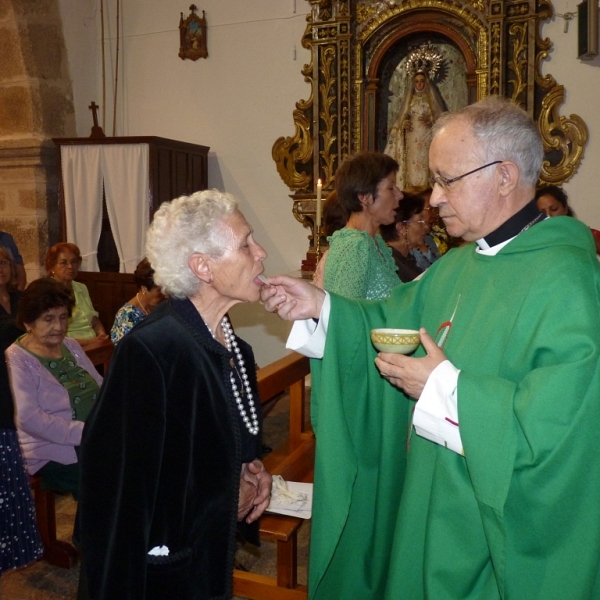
{"left": 60, "top": 144, "right": 150, "bottom": 273}
{"left": 61, "top": 145, "right": 103, "bottom": 271}
{"left": 101, "top": 145, "right": 149, "bottom": 273}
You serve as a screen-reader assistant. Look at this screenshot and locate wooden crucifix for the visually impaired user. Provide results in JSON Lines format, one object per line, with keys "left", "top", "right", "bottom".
{"left": 88, "top": 101, "right": 106, "bottom": 139}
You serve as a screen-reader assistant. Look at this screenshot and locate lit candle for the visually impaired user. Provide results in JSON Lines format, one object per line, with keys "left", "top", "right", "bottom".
{"left": 316, "top": 179, "right": 322, "bottom": 228}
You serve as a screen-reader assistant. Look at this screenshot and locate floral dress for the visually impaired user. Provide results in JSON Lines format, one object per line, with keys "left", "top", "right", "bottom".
{"left": 110, "top": 303, "right": 145, "bottom": 345}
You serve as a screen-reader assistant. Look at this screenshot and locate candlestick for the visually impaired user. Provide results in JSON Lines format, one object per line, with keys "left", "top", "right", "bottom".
{"left": 316, "top": 179, "right": 322, "bottom": 228}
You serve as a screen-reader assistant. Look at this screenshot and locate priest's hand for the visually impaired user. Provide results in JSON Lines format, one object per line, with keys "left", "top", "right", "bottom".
{"left": 375, "top": 328, "right": 446, "bottom": 399}
{"left": 260, "top": 275, "right": 325, "bottom": 321}
{"left": 238, "top": 460, "right": 273, "bottom": 523}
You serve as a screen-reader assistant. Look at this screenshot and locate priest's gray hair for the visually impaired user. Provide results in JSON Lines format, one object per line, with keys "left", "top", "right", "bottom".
{"left": 432, "top": 96, "right": 543, "bottom": 187}
{"left": 146, "top": 189, "right": 238, "bottom": 298}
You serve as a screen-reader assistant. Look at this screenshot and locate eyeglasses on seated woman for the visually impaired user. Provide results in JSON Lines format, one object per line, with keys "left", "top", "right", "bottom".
{"left": 45, "top": 243, "right": 108, "bottom": 348}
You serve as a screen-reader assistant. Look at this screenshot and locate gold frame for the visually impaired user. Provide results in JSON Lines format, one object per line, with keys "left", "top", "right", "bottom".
{"left": 274, "top": 0, "right": 588, "bottom": 263}
{"left": 179, "top": 5, "right": 208, "bottom": 61}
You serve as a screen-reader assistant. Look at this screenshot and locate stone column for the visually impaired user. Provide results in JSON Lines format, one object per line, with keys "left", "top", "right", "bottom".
{"left": 0, "top": 0, "right": 76, "bottom": 281}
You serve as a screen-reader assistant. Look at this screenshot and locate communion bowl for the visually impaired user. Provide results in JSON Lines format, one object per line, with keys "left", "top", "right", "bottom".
{"left": 370, "top": 328, "right": 420, "bottom": 355}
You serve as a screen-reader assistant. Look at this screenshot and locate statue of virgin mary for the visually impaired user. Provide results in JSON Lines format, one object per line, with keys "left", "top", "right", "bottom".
{"left": 384, "top": 45, "right": 448, "bottom": 189}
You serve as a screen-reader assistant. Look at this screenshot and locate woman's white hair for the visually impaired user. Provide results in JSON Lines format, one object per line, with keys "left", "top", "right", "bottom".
{"left": 146, "top": 189, "right": 238, "bottom": 298}
{"left": 432, "top": 96, "right": 543, "bottom": 187}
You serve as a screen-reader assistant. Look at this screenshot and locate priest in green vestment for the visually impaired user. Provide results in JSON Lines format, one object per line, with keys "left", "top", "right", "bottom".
{"left": 262, "top": 97, "right": 600, "bottom": 599}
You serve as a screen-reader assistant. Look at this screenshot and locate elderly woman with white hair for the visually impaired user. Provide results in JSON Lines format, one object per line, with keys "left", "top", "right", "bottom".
{"left": 76, "top": 190, "right": 272, "bottom": 600}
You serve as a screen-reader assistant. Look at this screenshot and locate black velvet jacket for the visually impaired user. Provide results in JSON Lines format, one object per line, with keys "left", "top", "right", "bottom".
{"left": 78, "top": 298, "right": 262, "bottom": 600}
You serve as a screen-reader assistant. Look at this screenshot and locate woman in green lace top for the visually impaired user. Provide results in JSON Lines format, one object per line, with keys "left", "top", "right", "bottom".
{"left": 324, "top": 152, "right": 403, "bottom": 300}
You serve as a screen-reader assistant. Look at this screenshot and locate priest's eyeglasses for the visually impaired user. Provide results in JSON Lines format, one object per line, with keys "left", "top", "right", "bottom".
{"left": 429, "top": 160, "right": 503, "bottom": 190}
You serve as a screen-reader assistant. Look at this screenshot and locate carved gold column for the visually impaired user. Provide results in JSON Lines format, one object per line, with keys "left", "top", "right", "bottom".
{"left": 273, "top": 0, "right": 351, "bottom": 277}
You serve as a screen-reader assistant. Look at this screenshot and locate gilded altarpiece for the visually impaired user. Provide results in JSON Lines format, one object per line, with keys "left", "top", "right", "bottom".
{"left": 273, "top": 0, "right": 588, "bottom": 273}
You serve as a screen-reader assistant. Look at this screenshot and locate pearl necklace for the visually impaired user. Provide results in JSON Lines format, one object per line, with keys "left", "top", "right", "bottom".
{"left": 136, "top": 292, "right": 149, "bottom": 315}
{"left": 206, "top": 316, "right": 259, "bottom": 436}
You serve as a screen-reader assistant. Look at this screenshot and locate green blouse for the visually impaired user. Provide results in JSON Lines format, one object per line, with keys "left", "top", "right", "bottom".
{"left": 17, "top": 338, "right": 99, "bottom": 422}
{"left": 67, "top": 281, "right": 98, "bottom": 340}
{"left": 324, "top": 228, "right": 399, "bottom": 300}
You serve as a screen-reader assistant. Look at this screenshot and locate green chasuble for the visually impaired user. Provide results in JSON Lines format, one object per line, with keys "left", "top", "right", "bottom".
{"left": 311, "top": 216, "right": 600, "bottom": 600}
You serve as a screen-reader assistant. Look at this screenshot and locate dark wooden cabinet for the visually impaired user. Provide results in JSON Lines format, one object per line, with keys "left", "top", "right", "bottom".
{"left": 50, "top": 136, "right": 210, "bottom": 328}
{"left": 53, "top": 136, "right": 209, "bottom": 242}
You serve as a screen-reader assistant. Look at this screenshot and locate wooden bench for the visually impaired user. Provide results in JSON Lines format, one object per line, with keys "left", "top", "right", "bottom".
{"left": 82, "top": 335, "right": 114, "bottom": 374}
{"left": 233, "top": 351, "right": 314, "bottom": 600}
{"left": 29, "top": 475, "right": 78, "bottom": 568}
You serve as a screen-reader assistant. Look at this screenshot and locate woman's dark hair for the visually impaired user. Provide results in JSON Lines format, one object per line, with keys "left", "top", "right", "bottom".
{"left": 133, "top": 258, "right": 157, "bottom": 291}
{"left": 535, "top": 185, "right": 573, "bottom": 216}
{"left": 335, "top": 152, "right": 399, "bottom": 218}
{"left": 45, "top": 242, "right": 82, "bottom": 274}
{"left": 380, "top": 194, "right": 424, "bottom": 242}
{"left": 17, "top": 278, "right": 75, "bottom": 329}
{"left": 322, "top": 191, "right": 347, "bottom": 237}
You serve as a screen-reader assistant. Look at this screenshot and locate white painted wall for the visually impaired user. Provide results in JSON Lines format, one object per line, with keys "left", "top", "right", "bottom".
{"left": 541, "top": 0, "right": 600, "bottom": 228}
{"left": 57, "top": 0, "right": 600, "bottom": 364}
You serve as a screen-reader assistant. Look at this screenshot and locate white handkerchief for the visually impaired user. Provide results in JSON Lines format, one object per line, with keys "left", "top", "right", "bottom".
{"left": 148, "top": 545, "right": 169, "bottom": 556}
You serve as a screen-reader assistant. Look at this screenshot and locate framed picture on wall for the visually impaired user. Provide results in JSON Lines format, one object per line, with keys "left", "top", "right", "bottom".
{"left": 578, "top": 0, "right": 599, "bottom": 60}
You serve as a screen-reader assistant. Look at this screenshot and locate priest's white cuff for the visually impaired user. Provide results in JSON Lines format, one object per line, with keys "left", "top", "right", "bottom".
{"left": 286, "top": 292, "right": 331, "bottom": 358}
{"left": 413, "top": 359, "right": 464, "bottom": 455}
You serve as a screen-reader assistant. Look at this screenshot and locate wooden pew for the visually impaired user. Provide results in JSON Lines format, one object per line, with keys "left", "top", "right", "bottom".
{"left": 82, "top": 335, "right": 114, "bottom": 374}
{"left": 29, "top": 475, "right": 79, "bottom": 568}
{"left": 233, "top": 352, "right": 314, "bottom": 600}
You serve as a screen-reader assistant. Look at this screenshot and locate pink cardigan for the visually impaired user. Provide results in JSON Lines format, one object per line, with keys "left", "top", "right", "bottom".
{"left": 6, "top": 337, "right": 103, "bottom": 475}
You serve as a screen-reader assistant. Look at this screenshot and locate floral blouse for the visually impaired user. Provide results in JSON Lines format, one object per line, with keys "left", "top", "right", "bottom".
{"left": 110, "top": 303, "right": 145, "bottom": 346}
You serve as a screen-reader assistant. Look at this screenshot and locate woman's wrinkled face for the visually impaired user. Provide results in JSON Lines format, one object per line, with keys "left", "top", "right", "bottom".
{"left": 53, "top": 251, "right": 81, "bottom": 283}
{"left": 405, "top": 210, "right": 430, "bottom": 247}
{"left": 414, "top": 74, "right": 427, "bottom": 92}
{"left": 26, "top": 306, "right": 69, "bottom": 350}
{"left": 208, "top": 210, "right": 267, "bottom": 304}
{"left": 536, "top": 194, "right": 568, "bottom": 217}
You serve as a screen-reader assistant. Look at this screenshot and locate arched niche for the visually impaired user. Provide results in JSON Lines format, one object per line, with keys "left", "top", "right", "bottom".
{"left": 361, "top": 16, "right": 481, "bottom": 152}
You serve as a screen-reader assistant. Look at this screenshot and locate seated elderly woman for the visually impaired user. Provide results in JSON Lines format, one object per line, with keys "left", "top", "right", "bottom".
{"left": 6, "top": 278, "right": 103, "bottom": 499}
{"left": 380, "top": 193, "right": 431, "bottom": 283}
{"left": 46, "top": 242, "right": 108, "bottom": 347}
{"left": 0, "top": 246, "right": 21, "bottom": 318}
{"left": 110, "top": 258, "right": 165, "bottom": 345}
{"left": 77, "top": 190, "right": 272, "bottom": 600}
